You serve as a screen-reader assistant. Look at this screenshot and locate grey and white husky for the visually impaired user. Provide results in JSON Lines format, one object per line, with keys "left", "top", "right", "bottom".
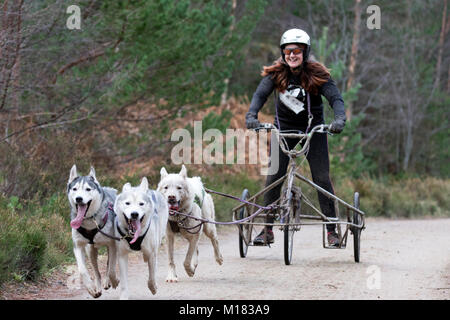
{"left": 67, "top": 165, "right": 119, "bottom": 298}
{"left": 114, "top": 177, "right": 169, "bottom": 300}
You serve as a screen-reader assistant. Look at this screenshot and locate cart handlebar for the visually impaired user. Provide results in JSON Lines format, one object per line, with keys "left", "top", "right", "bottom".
{"left": 255, "top": 123, "right": 331, "bottom": 157}
{"left": 255, "top": 123, "right": 330, "bottom": 134}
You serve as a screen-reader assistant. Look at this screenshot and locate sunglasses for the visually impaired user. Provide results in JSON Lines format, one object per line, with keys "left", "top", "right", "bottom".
{"left": 283, "top": 47, "right": 304, "bottom": 55}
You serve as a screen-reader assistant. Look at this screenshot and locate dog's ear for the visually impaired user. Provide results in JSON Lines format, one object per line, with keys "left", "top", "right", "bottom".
{"left": 180, "top": 165, "right": 187, "bottom": 179}
{"left": 139, "top": 177, "right": 149, "bottom": 191}
{"left": 88, "top": 166, "right": 98, "bottom": 182}
{"left": 69, "top": 164, "right": 78, "bottom": 183}
{"left": 122, "top": 182, "right": 132, "bottom": 192}
{"left": 160, "top": 167, "right": 168, "bottom": 179}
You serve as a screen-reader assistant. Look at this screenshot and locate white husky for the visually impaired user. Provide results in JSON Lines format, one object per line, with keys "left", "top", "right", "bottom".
{"left": 114, "top": 177, "right": 168, "bottom": 300}
{"left": 157, "top": 165, "right": 223, "bottom": 283}
{"left": 67, "top": 165, "right": 119, "bottom": 298}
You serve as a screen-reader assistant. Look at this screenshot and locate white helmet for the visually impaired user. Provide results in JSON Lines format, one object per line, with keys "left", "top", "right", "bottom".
{"left": 280, "top": 28, "right": 311, "bottom": 64}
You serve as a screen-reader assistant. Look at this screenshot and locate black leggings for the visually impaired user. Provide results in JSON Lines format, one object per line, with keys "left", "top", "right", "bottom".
{"left": 263, "top": 131, "right": 336, "bottom": 232}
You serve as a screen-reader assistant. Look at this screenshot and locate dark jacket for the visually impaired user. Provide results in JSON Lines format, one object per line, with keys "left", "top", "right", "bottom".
{"left": 248, "top": 73, "right": 345, "bottom": 131}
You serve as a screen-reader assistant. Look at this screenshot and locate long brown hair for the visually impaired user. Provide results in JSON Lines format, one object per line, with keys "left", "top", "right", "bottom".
{"left": 261, "top": 57, "right": 330, "bottom": 95}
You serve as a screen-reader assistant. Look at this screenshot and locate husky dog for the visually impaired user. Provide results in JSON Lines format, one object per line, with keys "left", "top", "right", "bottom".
{"left": 114, "top": 177, "right": 168, "bottom": 300}
{"left": 157, "top": 165, "right": 223, "bottom": 283}
{"left": 67, "top": 165, "right": 119, "bottom": 298}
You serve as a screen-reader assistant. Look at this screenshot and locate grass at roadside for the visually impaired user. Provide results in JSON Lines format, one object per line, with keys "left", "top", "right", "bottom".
{"left": 0, "top": 193, "right": 73, "bottom": 286}
{"left": 339, "top": 176, "right": 450, "bottom": 218}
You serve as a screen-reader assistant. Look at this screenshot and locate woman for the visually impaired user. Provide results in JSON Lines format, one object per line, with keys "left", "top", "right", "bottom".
{"left": 245, "top": 28, "right": 346, "bottom": 246}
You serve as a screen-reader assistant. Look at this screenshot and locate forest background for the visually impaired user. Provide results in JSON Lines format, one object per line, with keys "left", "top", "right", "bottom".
{"left": 0, "top": 0, "right": 448, "bottom": 286}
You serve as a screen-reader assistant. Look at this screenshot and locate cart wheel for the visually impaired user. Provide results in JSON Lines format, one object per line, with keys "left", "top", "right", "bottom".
{"left": 353, "top": 192, "right": 361, "bottom": 263}
{"left": 238, "top": 189, "right": 251, "bottom": 258}
{"left": 283, "top": 192, "right": 295, "bottom": 265}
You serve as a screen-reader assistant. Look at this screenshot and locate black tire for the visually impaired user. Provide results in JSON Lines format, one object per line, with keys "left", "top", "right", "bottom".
{"left": 353, "top": 192, "right": 361, "bottom": 263}
{"left": 283, "top": 192, "right": 295, "bottom": 265}
{"left": 238, "top": 189, "right": 250, "bottom": 258}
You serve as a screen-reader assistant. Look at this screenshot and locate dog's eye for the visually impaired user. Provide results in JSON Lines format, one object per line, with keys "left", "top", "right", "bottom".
{"left": 86, "top": 188, "right": 91, "bottom": 192}
{"left": 177, "top": 186, "right": 182, "bottom": 190}
{"left": 164, "top": 186, "right": 168, "bottom": 189}
{"left": 125, "top": 202, "right": 130, "bottom": 205}
{"left": 139, "top": 202, "right": 144, "bottom": 206}
{"left": 72, "top": 187, "right": 77, "bottom": 191}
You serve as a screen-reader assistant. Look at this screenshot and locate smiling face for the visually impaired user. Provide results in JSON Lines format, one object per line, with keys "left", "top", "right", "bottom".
{"left": 67, "top": 165, "right": 102, "bottom": 229}
{"left": 115, "top": 178, "right": 153, "bottom": 244}
{"left": 157, "top": 165, "right": 192, "bottom": 215}
{"left": 283, "top": 44, "right": 305, "bottom": 70}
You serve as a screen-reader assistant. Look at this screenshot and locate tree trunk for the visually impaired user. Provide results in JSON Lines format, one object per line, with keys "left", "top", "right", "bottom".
{"left": 0, "top": 0, "right": 23, "bottom": 111}
{"left": 0, "top": 1, "right": 7, "bottom": 61}
{"left": 220, "top": 0, "right": 237, "bottom": 107}
{"left": 402, "top": 118, "right": 413, "bottom": 172}
{"left": 11, "top": 0, "right": 23, "bottom": 112}
{"left": 447, "top": 16, "right": 450, "bottom": 93}
{"left": 447, "top": 64, "right": 450, "bottom": 93}
{"left": 345, "top": 0, "right": 361, "bottom": 121}
{"left": 433, "top": 0, "right": 447, "bottom": 91}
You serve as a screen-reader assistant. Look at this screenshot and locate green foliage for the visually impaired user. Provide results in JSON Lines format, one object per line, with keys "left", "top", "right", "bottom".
{"left": 327, "top": 114, "right": 376, "bottom": 179}
{"left": 337, "top": 176, "right": 450, "bottom": 218}
{"left": 202, "top": 110, "right": 233, "bottom": 134}
{"left": 316, "top": 27, "right": 334, "bottom": 65}
{"left": 0, "top": 193, "right": 73, "bottom": 285}
{"left": 184, "top": 109, "right": 232, "bottom": 136}
{"left": 4, "top": 0, "right": 268, "bottom": 201}
{"left": 96, "top": 0, "right": 267, "bottom": 113}
{"left": 313, "top": 27, "right": 374, "bottom": 179}
{"left": 417, "top": 91, "right": 450, "bottom": 177}
{"left": 0, "top": 134, "right": 94, "bottom": 199}
{"left": 7, "top": 196, "right": 22, "bottom": 212}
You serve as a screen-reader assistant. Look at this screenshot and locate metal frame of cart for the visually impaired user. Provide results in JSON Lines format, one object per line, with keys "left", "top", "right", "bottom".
{"left": 231, "top": 123, "right": 366, "bottom": 265}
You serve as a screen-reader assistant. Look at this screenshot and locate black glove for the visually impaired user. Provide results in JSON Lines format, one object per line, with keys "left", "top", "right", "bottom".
{"left": 245, "top": 112, "right": 260, "bottom": 129}
{"left": 329, "top": 114, "right": 346, "bottom": 134}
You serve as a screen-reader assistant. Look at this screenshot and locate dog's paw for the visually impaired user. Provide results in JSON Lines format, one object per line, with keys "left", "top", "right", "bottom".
{"left": 111, "top": 278, "right": 120, "bottom": 289}
{"left": 166, "top": 274, "right": 178, "bottom": 283}
{"left": 216, "top": 255, "right": 224, "bottom": 265}
{"left": 88, "top": 287, "right": 102, "bottom": 299}
{"left": 148, "top": 281, "right": 157, "bottom": 295}
{"left": 108, "top": 275, "right": 120, "bottom": 289}
{"left": 184, "top": 263, "right": 196, "bottom": 277}
{"left": 102, "top": 278, "right": 111, "bottom": 290}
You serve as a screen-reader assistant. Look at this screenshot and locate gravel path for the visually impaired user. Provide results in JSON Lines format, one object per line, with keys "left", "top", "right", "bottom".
{"left": 3, "top": 218, "right": 449, "bottom": 300}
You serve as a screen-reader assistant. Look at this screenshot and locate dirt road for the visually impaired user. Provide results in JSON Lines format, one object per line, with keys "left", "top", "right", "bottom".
{"left": 6, "top": 218, "right": 450, "bottom": 300}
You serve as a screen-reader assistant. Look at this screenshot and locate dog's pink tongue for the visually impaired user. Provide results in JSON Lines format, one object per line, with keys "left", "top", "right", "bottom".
{"left": 129, "top": 220, "right": 141, "bottom": 244}
{"left": 70, "top": 204, "right": 87, "bottom": 229}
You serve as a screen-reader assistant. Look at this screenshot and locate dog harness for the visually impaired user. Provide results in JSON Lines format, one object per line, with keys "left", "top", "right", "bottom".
{"left": 194, "top": 188, "right": 205, "bottom": 208}
{"left": 76, "top": 203, "right": 114, "bottom": 244}
{"left": 115, "top": 191, "right": 157, "bottom": 250}
{"left": 168, "top": 207, "right": 203, "bottom": 235}
{"left": 169, "top": 220, "right": 180, "bottom": 233}
{"left": 116, "top": 218, "right": 151, "bottom": 251}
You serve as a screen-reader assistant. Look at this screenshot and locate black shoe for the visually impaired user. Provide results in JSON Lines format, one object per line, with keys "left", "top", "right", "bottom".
{"left": 253, "top": 228, "right": 274, "bottom": 245}
{"left": 327, "top": 231, "right": 340, "bottom": 247}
